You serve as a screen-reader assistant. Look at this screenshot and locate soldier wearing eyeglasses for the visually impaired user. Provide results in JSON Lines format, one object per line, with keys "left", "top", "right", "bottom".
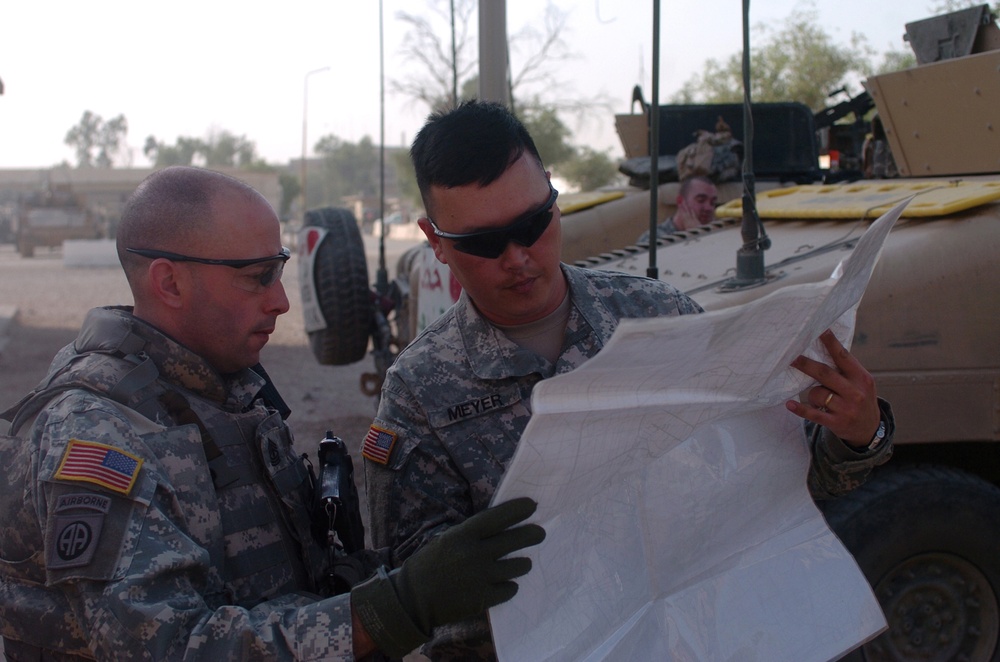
{"left": 362, "top": 100, "right": 895, "bottom": 660}
{"left": 0, "top": 166, "right": 545, "bottom": 661}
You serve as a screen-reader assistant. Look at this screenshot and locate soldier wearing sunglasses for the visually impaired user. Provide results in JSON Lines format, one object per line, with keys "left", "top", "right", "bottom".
{"left": 363, "top": 100, "right": 894, "bottom": 659}
{"left": 0, "top": 166, "right": 545, "bottom": 661}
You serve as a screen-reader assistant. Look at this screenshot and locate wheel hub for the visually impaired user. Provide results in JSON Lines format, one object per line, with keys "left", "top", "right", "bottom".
{"left": 864, "top": 553, "right": 998, "bottom": 661}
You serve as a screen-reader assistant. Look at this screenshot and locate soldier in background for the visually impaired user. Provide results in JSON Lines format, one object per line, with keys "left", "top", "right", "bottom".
{"left": 0, "top": 166, "right": 544, "bottom": 661}
{"left": 635, "top": 175, "right": 719, "bottom": 243}
{"left": 363, "top": 100, "right": 894, "bottom": 660}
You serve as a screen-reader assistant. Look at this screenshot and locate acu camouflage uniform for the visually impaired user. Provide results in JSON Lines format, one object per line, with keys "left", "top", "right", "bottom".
{"left": 635, "top": 215, "right": 679, "bottom": 244}
{"left": 0, "top": 306, "right": 367, "bottom": 661}
{"left": 363, "top": 264, "right": 894, "bottom": 660}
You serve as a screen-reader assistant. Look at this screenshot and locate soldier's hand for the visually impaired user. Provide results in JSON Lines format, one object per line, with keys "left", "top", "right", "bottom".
{"left": 351, "top": 497, "right": 545, "bottom": 658}
{"left": 786, "top": 329, "right": 882, "bottom": 448}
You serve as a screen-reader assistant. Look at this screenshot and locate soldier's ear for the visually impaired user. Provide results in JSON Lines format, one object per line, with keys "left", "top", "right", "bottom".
{"left": 418, "top": 217, "right": 448, "bottom": 265}
{"left": 146, "top": 259, "right": 186, "bottom": 309}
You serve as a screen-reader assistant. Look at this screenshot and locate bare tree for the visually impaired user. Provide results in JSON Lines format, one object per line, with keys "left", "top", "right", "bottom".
{"left": 392, "top": 0, "right": 478, "bottom": 112}
{"left": 388, "top": 2, "right": 618, "bottom": 190}
{"left": 507, "top": 4, "right": 576, "bottom": 107}
{"left": 391, "top": 1, "right": 590, "bottom": 115}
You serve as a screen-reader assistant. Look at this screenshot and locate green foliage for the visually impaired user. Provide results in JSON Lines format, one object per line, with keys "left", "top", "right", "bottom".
{"left": 143, "top": 130, "right": 266, "bottom": 169}
{"left": 64, "top": 111, "right": 129, "bottom": 168}
{"left": 520, "top": 104, "right": 575, "bottom": 167}
{"left": 876, "top": 49, "right": 916, "bottom": 74}
{"left": 519, "top": 102, "right": 619, "bottom": 191}
{"left": 672, "top": 7, "right": 875, "bottom": 111}
{"left": 143, "top": 136, "right": 202, "bottom": 167}
{"left": 313, "top": 134, "right": 380, "bottom": 208}
{"left": 391, "top": 148, "right": 421, "bottom": 210}
{"left": 673, "top": 2, "right": 999, "bottom": 109}
{"left": 201, "top": 129, "right": 261, "bottom": 168}
{"left": 930, "top": 0, "right": 1000, "bottom": 14}
{"left": 557, "top": 147, "right": 620, "bottom": 192}
{"left": 278, "top": 172, "right": 301, "bottom": 220}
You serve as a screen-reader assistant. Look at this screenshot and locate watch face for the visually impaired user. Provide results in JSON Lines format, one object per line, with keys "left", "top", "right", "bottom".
{"left": 867, "top": 420, "right": 887, "bottom": 450}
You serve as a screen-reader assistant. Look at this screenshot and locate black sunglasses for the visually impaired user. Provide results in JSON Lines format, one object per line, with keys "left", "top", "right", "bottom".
{"left": 126, "top": 246, "right": 291, "bottom": 292}
{"left": 428, "top": 185, "right": 559, "bottom": 259}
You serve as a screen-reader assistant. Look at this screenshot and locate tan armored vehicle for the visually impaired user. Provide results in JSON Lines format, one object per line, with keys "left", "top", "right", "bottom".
{"left": 300, "top": 6, "right": 1000, "bottom": 659}
{"left": 15, "top": 183, "right": 100, "bottom": 258}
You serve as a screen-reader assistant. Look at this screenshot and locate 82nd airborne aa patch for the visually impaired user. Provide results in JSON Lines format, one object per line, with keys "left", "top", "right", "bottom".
{"left": 362, "top": 425, "right": 397, "bottom": 465}
{"left": 47, "top": 492, "right": 113, "bottom": 570}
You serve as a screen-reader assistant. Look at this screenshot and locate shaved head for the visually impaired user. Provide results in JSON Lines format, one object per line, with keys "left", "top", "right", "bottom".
{"left": 116, "top": 166, "right": 264, "bottom": 287}
{"left": 113, "top": 166, "right": 287, "bottom": 371}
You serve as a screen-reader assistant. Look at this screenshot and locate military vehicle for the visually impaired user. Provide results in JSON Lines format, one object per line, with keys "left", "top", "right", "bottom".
{"left": 14, "top": 182, "right": 101, "bottom": 258}
{"left": 299, "top": 5, "right": 1000, "bottom": 659}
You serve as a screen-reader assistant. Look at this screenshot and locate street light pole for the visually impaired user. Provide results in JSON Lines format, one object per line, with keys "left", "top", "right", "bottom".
{"left": 301, "top": 66, "right": 330, "bottom": 217}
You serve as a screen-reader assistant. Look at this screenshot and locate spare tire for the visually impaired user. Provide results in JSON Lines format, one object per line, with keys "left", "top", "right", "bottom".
{"left": 300, "top": 207, "right": 372, "bottom": 365}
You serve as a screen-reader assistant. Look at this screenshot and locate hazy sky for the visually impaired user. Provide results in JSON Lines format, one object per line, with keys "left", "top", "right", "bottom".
{"left": 0, "top": 1, "right": 924, "bottom": 169}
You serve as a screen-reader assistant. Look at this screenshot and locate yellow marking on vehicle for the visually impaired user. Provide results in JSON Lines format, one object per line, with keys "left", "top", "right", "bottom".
{"left": 560, "top": 190, "right": 626, "bottom": 215}
{"left": 716, "top": 179, "right": 1000, "bottom": 219}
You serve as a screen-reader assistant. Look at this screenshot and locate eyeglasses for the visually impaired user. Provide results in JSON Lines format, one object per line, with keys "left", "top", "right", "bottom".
{"left": 427, "top": 185, "right": 559, "bottom": 259}
{"left": 126, "top": 246, "right": 290, "bottom": 293}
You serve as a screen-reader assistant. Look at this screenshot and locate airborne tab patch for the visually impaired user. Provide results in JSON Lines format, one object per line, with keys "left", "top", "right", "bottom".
{"left": 54, "top": 439, "right": 143, "bottom": 495}
{"left": 362, "top": 425, "right": 398, "bottom": 465}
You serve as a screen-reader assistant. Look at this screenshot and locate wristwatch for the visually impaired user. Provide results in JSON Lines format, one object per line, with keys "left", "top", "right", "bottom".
{"left": 866, "top": 419, "right": 887, "bottom": 451}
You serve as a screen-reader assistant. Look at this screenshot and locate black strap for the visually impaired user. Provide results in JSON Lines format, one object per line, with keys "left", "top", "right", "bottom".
{"left": 251, "top": 363, "right": 292, "bottom": 420}
{"left": 107, "top": 356, "right": 158, "bottom": 402}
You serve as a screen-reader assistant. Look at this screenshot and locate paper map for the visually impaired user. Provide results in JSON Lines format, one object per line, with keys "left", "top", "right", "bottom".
{"left": 490, "top": 200, "right": 906, "bottom": 661}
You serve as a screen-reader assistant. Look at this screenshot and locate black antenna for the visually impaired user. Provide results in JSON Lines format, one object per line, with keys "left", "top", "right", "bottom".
{"left": 646, "top": 0, "right": 661, "bottom": 280}
{"left": 376, "top": 0, "right": 389, "bottom": 296}
{"left": 727, "top": 0, "right": 770, "bottom": 288}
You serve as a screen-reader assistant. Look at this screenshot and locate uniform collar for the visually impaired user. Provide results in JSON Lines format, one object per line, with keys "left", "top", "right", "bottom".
{"left": 453, "top": 264, "right": 619, "bottom": 380}
{"left": 75, "top": 306, "right": 265, "bottom": 408}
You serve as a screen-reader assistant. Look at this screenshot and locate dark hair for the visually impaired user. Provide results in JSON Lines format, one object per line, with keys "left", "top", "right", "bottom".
{"left": 410, "top": 100, "right": 543, "bottom": 203}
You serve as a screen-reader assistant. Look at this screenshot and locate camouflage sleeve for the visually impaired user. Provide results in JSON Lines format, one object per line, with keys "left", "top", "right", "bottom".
{"left": 77, "top": 586, "right": 357, "bottom": 661}
{"left": 807, "top": 397, "right": 895, "bottom": 499}
{"left": 30, "top": 392, "right": 359, "bottom": 661}
{"left": 364, "top": 376, "right": 472, "bottom": 567}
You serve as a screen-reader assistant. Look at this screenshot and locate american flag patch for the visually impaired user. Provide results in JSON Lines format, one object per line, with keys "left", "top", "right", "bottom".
{"left": 55, "top": 440, "right": 143, "bottom": 495}
{"left": 362, "top": 425, "right": 397, "bottom": 465}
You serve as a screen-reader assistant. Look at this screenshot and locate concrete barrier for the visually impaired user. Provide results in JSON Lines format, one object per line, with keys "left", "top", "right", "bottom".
{"left": 63, "top": 239, "right": 119, "bottom": 268}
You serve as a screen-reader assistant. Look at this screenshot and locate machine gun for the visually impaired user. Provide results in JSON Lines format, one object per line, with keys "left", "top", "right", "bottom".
{"left": 314, "top": 431, "right": 366, "bottom": 555}
{"left": 814, "top": 86, "right": 875, "bottom": 179}
{"left": 813, "top": 86, "right": 874, "bottom": 131}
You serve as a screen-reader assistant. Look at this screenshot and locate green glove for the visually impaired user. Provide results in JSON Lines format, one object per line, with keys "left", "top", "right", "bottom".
{"left": 352, "top": 497, "right": 546, "bottom": 658}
